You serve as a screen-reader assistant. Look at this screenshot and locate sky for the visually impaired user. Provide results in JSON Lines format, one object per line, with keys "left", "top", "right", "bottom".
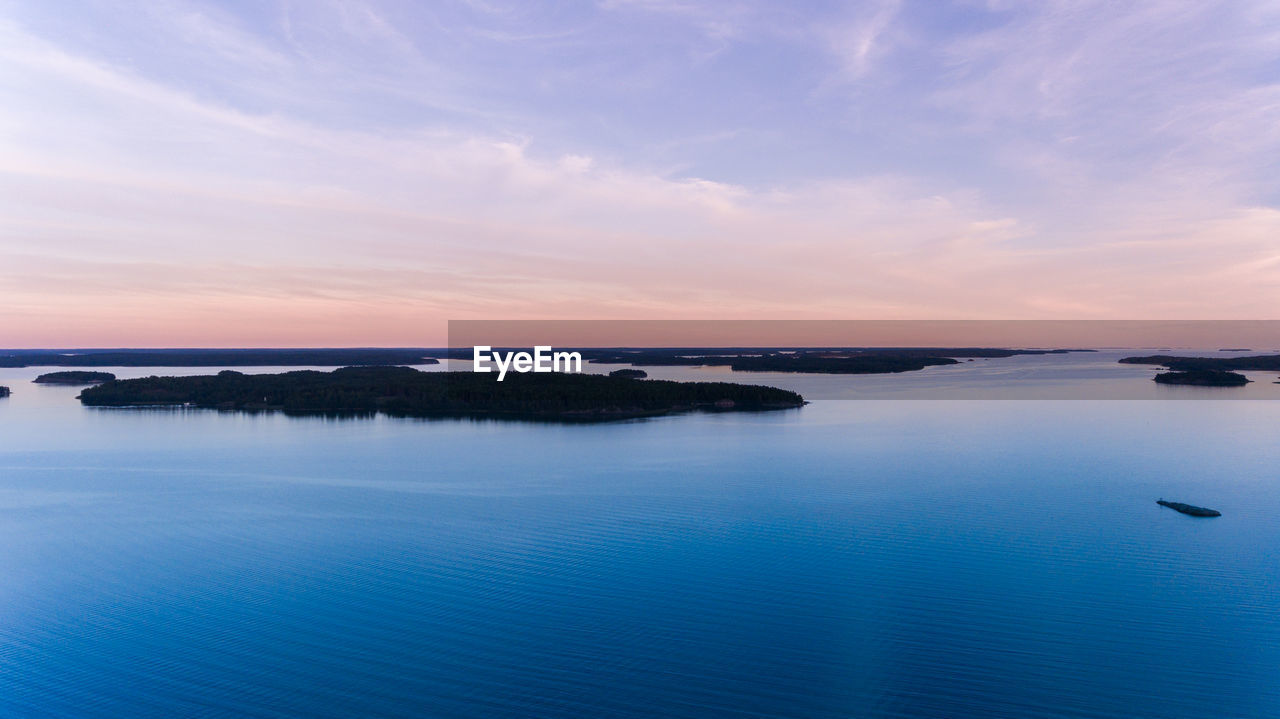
{"left": 1, "top": 0, "right": 1279, "bottom": 346}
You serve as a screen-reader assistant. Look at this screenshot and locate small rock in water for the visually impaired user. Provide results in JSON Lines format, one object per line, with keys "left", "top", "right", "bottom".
{"left": 1157, "top": 499, "right": 1221, "bottom": 517}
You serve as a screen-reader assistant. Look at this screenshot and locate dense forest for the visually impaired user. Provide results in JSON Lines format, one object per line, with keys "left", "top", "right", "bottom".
{"left": 77, "top": 367, "right": 805, "bottom": 421}
{"left": 34, "top": 371, "right": 116, "bottom": 384}
{"left": 1121, "top": 354, "right": 1280, "bottom": 371}
{"left": 0, "top": 349, "right": 439, "bottom": 368}
{"left": 608, "top": 369, "right": 648, "bottom": 378}
{"left": 1153, "top": 370, "right": 1251, "bottom": 386}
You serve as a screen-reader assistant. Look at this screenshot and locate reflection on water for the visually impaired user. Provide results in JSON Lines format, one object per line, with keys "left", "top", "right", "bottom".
{"left": 0, "top": 360, "right": 1278, "bottom": 718}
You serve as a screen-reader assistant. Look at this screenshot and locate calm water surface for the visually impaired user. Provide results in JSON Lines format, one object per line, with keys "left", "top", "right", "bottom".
{"left": 0, "top": 360, "right": 1277, "bottom": 718}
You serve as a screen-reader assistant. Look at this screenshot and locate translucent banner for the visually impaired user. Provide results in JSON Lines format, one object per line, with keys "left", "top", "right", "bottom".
{"left": 446, "top": 320, "right": 1280, "bottom": 400}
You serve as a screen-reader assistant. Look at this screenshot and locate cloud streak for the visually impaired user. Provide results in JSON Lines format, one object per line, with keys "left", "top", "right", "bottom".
{"left": 0, "top": 1, "right": 1278, "bottom": 345}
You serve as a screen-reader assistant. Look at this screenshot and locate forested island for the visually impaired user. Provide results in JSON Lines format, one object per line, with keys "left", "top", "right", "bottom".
{"left": 584, "top": 347, "right": 1091, "bottom": 374}
{"left": 1, "top": 349, "right": 440, "bottom": 368}
{"left": 1153, "top": 370, "right": 1250, "bottom": 387}
{"left": 608, "top": 369, "right": 648, "bottom": 379}
{"left": 0, "top": 386, "right": 9, "bottom": 398}
{"left": 2, "top": 346, "right": 1094, "bottom": 376}
{"left": 1120, "top": 354, "right": 1280, "bottom": 371}
{"left": 77, "top": 367, "right": 805, "bottom": 421}
{"left": 728, "top": 355, "right": 959, "bottom": 373}
{"left": 34, "top": 371, "right": 116, "bottom": 384}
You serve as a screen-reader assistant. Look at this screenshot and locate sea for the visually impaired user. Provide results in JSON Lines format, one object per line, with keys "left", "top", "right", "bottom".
{"left": 1, "top": 350, "right": 1277, "bottom": 718}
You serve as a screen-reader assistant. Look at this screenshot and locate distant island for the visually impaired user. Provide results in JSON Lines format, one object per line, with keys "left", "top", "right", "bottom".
{"left": 731, "top": 355, "right": 959, "bottom": 373}
{"left": 1152, "top": 368, "right": 1249, "bottom": 386}
{"left": 1, "top": 346, "right": 1096, "bottom": 375}
{"left": 35, "top": 371, "right": 117, "bottom": 385}
{"left": 1123, "top": 353, "right": 1280, "bottom": 387}
{"left": 1120, "top": 353, "right": 1280, "bottom": 371}
{"left": 585, "top": 347, "right": 1093, "bottom": 375}
{"left": 1153, "top": 370, "right": 1250, "bottom": 387}
{"left": 1219, "top": 348, "right": 1252, "bottom": 352}
{"left": 1157, "top": 500, "right": 1221, "bottom": 517}
{"left": 77, "top": 367, "right": 805, "bottom": 421}
{"left": 608, "top": 368, "right": 648, "bottom": 379}
{"left": 1, "top": 349, "right": 440, "bottom": 368}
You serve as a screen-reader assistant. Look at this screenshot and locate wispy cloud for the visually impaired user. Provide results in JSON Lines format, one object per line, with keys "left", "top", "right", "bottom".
{"left": 1, "top": 0, "right": 1278, "bottom": 345}
{"left": 821, "top": 0, "right": 902, "bottom": 81}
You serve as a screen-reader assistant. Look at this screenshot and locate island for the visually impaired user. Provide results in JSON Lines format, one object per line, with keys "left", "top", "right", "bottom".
{"left": 1120, "top": 353, "right": 1280, "bottom": 371}
{"left": 1157, "top": 500, "right": 1221, "bottom": 517}
{"left": 583, "top": 347, "right": 1093, "bottom": 375}
{"left": 1153, "top": 370, "right": 1250, "bottom": 387}
{"left": 0, "top": 386, "right": 9, "bottom": 398}
{"left": 608, "top": 369, "right": 649, "bottom": 379}
{"left": 76, "top": 366, "right": 805, "bottom": 421}
{"left": 727, "top": 354, "right": 959, "bottom": 374}
{"left": 0, "top": 345, "right": 1095, "bottom": 375}
{"left": 35, "top": 371, "right": 117, "bottom": 385}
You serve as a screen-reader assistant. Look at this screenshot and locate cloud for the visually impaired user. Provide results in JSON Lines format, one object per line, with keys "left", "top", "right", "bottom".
{"left": 821, "top": 0, "right": 902, "bottom": 81}
{"left": 0, "top": 1, "right": 1278, "bottom": 345}
{"left": 931, "top": 0, "right": 1280, "bottom": 197}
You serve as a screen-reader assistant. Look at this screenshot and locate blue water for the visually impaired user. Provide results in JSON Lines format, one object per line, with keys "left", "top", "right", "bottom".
{"left": 1, "top": 363, "right": 1278, "bottom": 718}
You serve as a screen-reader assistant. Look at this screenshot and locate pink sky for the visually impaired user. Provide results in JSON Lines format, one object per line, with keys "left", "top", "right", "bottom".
{"left": 3, "top": 2, "right": 1279, "bottom": 347}
{"left": 447, "top": 321, "right": 1280, "bottom": 351}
